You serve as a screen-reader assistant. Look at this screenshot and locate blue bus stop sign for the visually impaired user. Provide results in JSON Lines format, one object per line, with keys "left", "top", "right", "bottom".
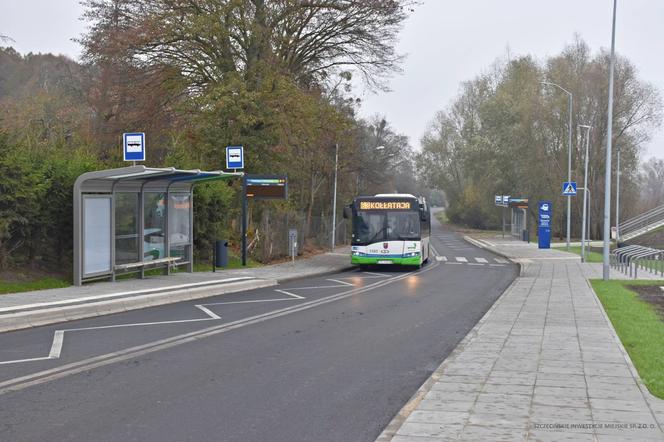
{"left": 226, "top": 145, "right": 244, "bottom": 169}
{"left": 538, "top": 200, "right": 552, "bottom": 249}
{"left": 123, "top": 132, "right": 145, "bottom": 161}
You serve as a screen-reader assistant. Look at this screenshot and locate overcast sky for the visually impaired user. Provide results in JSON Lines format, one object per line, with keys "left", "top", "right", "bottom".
{"left": 2, "top": 0, "right": 663, "bottom": 159}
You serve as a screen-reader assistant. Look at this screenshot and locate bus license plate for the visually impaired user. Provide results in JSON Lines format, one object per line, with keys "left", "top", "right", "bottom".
{"left": 378, "top": 260, "right": 392, "bottom": 264}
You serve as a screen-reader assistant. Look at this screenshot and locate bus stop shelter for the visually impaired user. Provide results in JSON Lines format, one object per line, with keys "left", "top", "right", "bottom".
{"left": 73, "top": 165, "right": 243, "bottom": 286}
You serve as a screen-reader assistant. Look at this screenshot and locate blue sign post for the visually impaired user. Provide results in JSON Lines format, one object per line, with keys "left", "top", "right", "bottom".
{"left": 226, "top": 145, "right": 244, "bottom": 170}
{"left": 538, "top": 200, "right": 552, "bottom": 249}
{"left": 123, "top": 132, "right": 145, "bottom": 162}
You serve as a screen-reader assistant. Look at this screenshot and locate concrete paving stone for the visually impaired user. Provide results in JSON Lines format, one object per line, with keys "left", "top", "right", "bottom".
{"left": 472, "top": 400, "right": 532, "bottom": 416}
{"left": 482, "top": 383, "right": 534, "bottom": 396}
{"left": 437, "top": 374, "right": 485, "bottom": 385}
{"left": 416, "top": 399, "right": 475, "bottom": 413}
{"left": 391, "top": 435, "right": 447, "bottom": 442}
{"left": 487, "top": 371, "right": 537, "bottom": 386}
{"left": 587, "top": 385, "right": 645, "bottom": 401}
{"left": 530, "top": 405, "right": 592, "bottom": 420}
{"left": 593, "top": 423, "right": 664, "bottom": 439}
{"left": 494, "top": 361, "right": 540, "bottom": 373}
{"left": 537, "top": 364, "right": 585, "bottom": 376}
{"left": 581, "top": 352, "right": 627, "bottom": 364}
{"left": 397, "top": 422, "right": 463, "bottom": 439}
{"left": 430, "top": 382, "right": 483, "bottom": 394}
{"left": 583, "top": 362, "right": 634, "bottom": 378}
{"left": 532, "top": 394, "right": 589, "bottom": 408}
{"left": 591, "top": 409, "right": 659, "bottom": 425}
{"left": 407, "top": 410, "right": 469, "bottom": 425}
{"left": 589, "top": 398, "right": 653, "bottom": 413}
{"left": 467, "top": 412, "right": 530, "bottom": 429}
{"left": 476, "top": 392, "right": 533, "bottom": 407}
{"left": 424, "top": 390, "right": 480, "bottom": 403}
{"left": 527, "top": 430, "right": 594, "bottom": 442}
{"left": 458, "top": 424, "right": 527, "bottom": 441}
{"left": 585, "top": 375, "right": 639, "bottom": 387}
{"left": 594, "top": 432, "right": 664, "bottom": 441}
{"left": 534, "top": 386, "right": 589, "bottom": 399}
{"left": 535, "top": 373, "right": 586, "bottom": 389}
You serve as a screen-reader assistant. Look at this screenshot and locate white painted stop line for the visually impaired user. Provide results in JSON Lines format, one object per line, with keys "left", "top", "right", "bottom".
{"left": 436, "top": 256, "right": 447, "bottom": 262}
{"left": 455, "top": 257, "right": 468, "bottom": 263}
{"left": 474, "top": 257, "right": 488, "bottom": 263}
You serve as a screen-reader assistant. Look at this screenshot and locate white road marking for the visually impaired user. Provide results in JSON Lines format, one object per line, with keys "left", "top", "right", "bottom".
{"left": 0, "top": 262, "right": 441, "bottom": 393}
{"left": 494, "top": 258, "right": 508, "bottom": 263}
{"left": 455, "top": 257, "right": 468, "bottom": 262}
{"left": 435, "top": 256, "right": 447, "bottom": 262}
{"left": 0, "top": 305, "right": 223, "bottom": 365}
{"left": 0, "top": 278, "right": 255, "bottom": 314}
{"left": 489, "top": 264, "right": 506, "bottom": 267}
{"left": 468, "top": 263, "right": 483, "bottom": 266}
{"left": 327, "top": 279, "right": 354, "bottom": 286}
{"left": 474, "top": 257, "right": 488, "bottom": 263}
{"left": 447, "top": 262, "right": 462, "bottom": 265}
{"left": 362, "top": 271, "right": 391, "bottom": 278}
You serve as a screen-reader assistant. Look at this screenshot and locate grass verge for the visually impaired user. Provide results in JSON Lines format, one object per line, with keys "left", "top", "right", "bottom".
{"left": 591, "top": 279, "right": 664, "bottom": 399}
{"left": 557, "top": 245, "right": 604, "bottom": 262}
{"left": 0, "top": 277, "right": 70, "bottom": 295}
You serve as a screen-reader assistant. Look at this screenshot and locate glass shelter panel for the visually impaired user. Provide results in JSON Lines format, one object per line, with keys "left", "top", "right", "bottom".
{"left": 115, "top": 192, "right": 139, "bottom": 265}
{"left": 169, "top": 193, "right": 191, "bottom": 262}
{"left": 83, "top": 196, "right": 111, "bottom": 275}
{"left": 144, "top": 192, "right": 166, "bottom": 260}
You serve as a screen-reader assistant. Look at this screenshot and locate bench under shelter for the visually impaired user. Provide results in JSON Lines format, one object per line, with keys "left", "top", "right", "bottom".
{"left": 73, "top": 165, "right": 243, "bottom": 286}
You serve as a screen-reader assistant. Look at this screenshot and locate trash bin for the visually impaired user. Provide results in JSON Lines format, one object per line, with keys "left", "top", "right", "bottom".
{"left": 214, "top": 240, "right": 228, "bottom": 267}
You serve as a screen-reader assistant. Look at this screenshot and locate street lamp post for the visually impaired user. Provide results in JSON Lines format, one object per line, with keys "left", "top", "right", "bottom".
{"left": 541, "top": 81, "right": 573, "bottom": 250}
{"left": 603, "top": 0, "right": 618, "bottom": 281}
{"left": 331, "top": 143, "right": 339, "bottom": 251}
{"left": 615, "top": 146, "right": 621, "bottom": 242}
{"left": 579, "top": 125, "right": 592, "bottom": 262}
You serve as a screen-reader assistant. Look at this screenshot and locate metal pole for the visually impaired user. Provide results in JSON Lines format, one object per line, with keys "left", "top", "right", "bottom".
{"left": 603, "top": 0, "right": 617, "bottom": 281}
{"left": 331, "top": 143, "right": 339, "bottom": 251}
{"left": 242, "top": 176, "right": 248, "bottom": 266}
{"left": 580, "top": 125, "right": 591, "bottom": 262}
{"left": 615, "top": 146, "right": 621, "bottom": 242}
{"left": 541, "top": 81, "right": 573, "bottom": 250}
{"left": 502, "top": 206, "right": 505, "bottom": 239}
{"left": 567, "top": 93, "right": 573, "bottom": 251}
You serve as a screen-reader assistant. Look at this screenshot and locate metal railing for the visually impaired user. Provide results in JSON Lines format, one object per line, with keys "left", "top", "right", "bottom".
{"left": 610, "top": 244, "right": 664, "bottom": 278}
{"left": 619, "top": 204, "right": 664, "bottom": 241}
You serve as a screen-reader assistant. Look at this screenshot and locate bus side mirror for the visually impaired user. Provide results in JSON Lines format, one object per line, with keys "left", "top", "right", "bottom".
{"left": 343, "top": 206, "right": 352, "bottom": 219}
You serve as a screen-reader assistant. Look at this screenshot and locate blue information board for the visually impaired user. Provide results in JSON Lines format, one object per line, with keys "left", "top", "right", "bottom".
{"left": 538, "top": 200, "right": 552, "bottom": 249}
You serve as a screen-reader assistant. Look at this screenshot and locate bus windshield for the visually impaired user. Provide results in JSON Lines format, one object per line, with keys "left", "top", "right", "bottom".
{"left": 354, "top": 211, "right": 421, "bottom": 244}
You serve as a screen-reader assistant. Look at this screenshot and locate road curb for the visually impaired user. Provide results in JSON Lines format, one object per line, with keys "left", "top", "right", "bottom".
{"left": 375, "top": 272, "right": 522, "bottom": 442}
{"left": 0, "top": 279, "right": 277, "bottom": 334}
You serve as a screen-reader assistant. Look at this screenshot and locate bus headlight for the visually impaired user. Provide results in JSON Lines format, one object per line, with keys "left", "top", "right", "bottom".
{"left": 352, "top": 251, "right": 366, "bottom": 256}
{"left": 403, "top": 251, "right": 421, "bottom": 257}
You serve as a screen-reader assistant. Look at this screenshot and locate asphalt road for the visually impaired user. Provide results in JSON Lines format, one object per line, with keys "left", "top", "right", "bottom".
{"left": 0, "top": 219, "right": 517, "bottom": 442}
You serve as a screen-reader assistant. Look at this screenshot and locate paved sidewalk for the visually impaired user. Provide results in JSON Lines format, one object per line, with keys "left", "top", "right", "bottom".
{"left": 381, "top": 237, "right": 664, "bottom": 441}
{"left": 0, "top": 248, "right": 351, "bottom": 332}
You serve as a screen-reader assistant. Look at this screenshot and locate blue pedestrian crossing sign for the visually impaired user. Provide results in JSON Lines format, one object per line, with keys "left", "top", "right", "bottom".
{"left": 226, "top": 145, "right": 244, "bottom": 170}
{"left": 562, "top": 181, "right": 577, "bottom": 196}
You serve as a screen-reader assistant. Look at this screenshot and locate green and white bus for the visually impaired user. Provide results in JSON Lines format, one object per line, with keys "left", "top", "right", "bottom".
{"left": 343, "top": 194, "right": 431, "bottom": 268}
